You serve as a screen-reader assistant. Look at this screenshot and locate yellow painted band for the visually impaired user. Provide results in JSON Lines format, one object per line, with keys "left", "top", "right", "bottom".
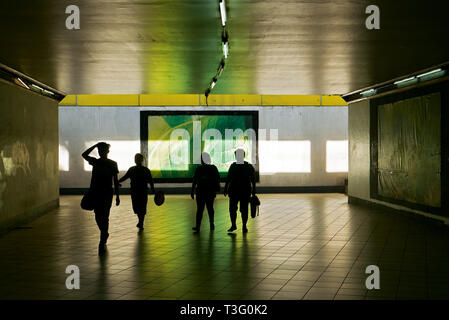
{"left": 78, "top": 94, "right": 139, "bottom": 106}
{"left": 140, "top": 94, "right": 199, "bottom": 106}
{"left": 321, "top": 95, "right": 348, "bottom": 106}
{"left": 262, "top": 95, "right": 321, "bottom": 106}
{"left": 200, "top": 94, "right": 261, "bottom": 106}
{"left": 59, "top": 94, "right": 347, "bottom": 107}
{"left": 59, "top": 95, "right": 77, "bottom": 106}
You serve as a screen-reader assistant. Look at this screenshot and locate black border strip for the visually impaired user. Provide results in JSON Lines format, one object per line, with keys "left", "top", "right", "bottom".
{"left": 60, "top": 186, "right": 344, "bottom": 195}
{"left": 140, "top": 110, "right": 259, "bottom": 183}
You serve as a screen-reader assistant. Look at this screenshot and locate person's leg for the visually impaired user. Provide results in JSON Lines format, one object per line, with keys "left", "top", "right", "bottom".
{"left": 239, "top": 195, "right": 250, "bottom": 232}
{"left": 228, "top": 197, "right": 238, "bottom": 231}
{"left": 95, "top": 207, "right": 109, "bottom": 244}
{"left": 137, "top": 195, "right": 148, "bottom": 229}
{"left": 132, "top": 191, "right": 147, "bottom": 229}
{"left": 94, "top": 209, "right": 106, "bottom": 241}
{"left": 194, "top": 195, "right": 206, "bottom": 231}
{"left": 205, "top": 195, "right": 215, "bottom": 230}
{"left": 96, "top": 212, "right": 108, "bottom": 254}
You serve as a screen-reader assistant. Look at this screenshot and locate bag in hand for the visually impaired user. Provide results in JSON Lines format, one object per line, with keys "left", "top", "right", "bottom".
{"left": 80, "top": 190, "right": 95, "bottom": 211}
{"left": 250, "top": 195, "right": 260, "bottom": 218}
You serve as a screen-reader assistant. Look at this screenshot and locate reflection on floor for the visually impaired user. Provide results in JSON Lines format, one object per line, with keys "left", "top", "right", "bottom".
{"left": 0, "top": 194, "right": 448, "bottom": 300}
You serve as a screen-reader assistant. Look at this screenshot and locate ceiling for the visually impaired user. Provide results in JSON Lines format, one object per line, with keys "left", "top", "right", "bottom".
{"left": 1, "top": 0, "right": 449, "bottom": 95}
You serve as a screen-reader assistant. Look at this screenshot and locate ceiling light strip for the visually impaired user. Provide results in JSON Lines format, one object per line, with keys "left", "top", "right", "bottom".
{"left": 204, "top": 0, "right": 230, "bottom": 105}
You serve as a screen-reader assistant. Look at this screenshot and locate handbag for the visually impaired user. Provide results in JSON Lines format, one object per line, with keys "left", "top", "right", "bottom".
{"left": 250, "top": 195, "right": 260, "bottom": 218}
{"left": 154, "top": 190, "right": 165, "bottom": 206}
{"left": 80, "top": 189, "right": 95, "bottom": 211}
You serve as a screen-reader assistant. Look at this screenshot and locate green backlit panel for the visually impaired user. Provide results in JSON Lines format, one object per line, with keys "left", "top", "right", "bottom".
{"left": 142, "top": 111, "right": 258, "bottom": 180}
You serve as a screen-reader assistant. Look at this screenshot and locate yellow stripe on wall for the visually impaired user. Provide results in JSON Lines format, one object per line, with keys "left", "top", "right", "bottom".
{"left": 200, "top": 94, "right": 261, "bottom": 106}
{"left": 59, "top": 95, "right": 77, "bottom": 106}
{"left": 321, "top": 95, "right": 348, "bottom": 106}
{"left": 77, "top": 94, "right": 139, "bottom": 106}
{"left": 140, "top": 94, "right": 199, "bottom": 106}
{"left": 59, "top": 94, "right": 348, "bottom": 107}
{"left": 262, "top": 95, "right": 321, "bottom": 106}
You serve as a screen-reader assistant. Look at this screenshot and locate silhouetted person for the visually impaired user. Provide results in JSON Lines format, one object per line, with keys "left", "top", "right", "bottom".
{"left": 224, "top": 149, "right": 256, "bottom": 233}
{"left": 191, "top": 152, "right": 220, "bottom": 233}
{"left": 118, "top": 153, "right": 155, "bottom": 231}
{"left": 82, "top": 142, "right": 120, "bottom": 254}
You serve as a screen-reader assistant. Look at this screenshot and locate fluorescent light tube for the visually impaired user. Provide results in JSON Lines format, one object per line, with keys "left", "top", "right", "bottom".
{"left": 15, "top": 77, "right": 30, "bottom": 89}
{"left": 210, "top": 78, "right": 217, "bottom": 89}
{"left": 360, "top": 89, "right": 376, "bottom": 96}
{"left": 417, "top": 68, "right": 442, "bottom": 78}
{"left": 31, "top": 84, "right": 44, "bottom": 91}
{"left": 217, "top": 61, "right": 225, "bottom": 76}
{"left": 222, "top": 42, "right": 229, "bottom": 58}
{"left": 219, "top": 0, "right": 227, "bottom": 26}
{"left": 394, "top": 76, "right": 416, "bottom": 85}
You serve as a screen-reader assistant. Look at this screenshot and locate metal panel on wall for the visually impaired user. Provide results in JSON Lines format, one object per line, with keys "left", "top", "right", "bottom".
{"left": 377, "top": 93, "right": 441, "bottom": 208}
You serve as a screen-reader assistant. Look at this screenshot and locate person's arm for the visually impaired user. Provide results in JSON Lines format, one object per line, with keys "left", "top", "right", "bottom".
{"left": 214, "top": 166, "right": 221, "bottom": 193}
{"left": 191, "top": 167, "right": 198, "bottom": 199}
{"left": 113, "top": 164, "right": 120, "bottom": 206}
{"left": 118, "top": 168, "right": 131, "bottom": 184}
{"left": 147, "top": 169, "right": 155, "bottom": 194}
{"left": 250, "top": 165, "right": 256, "bottom": 196}
{"left": 82, "top": 143, "right": 98, "bottom": 163}
{"left": 224, "top": 164, "right": 234, "bottom": 197}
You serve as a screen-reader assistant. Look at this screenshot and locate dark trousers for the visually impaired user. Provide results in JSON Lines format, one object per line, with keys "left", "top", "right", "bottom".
{"left": 196, "top": 194, "right": 215, "bottom": 229}
{"left": 93, "top": 190, "right": 113, "bottom": 244}
{"left": 229, "top": 194, "right": 250, "bottom": 227}
{"left": 131, "top": 190, "right": 148, "bottom": 224}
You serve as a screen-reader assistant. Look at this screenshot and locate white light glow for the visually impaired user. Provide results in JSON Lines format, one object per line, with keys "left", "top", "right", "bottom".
{"left": 83, "top": 141, "right": 140, "bottom": 171}
{"left": 219, "top": 0, "right": 227, "bottom": 26}
{"left": 259, "top": 141, "right": 311, "bottom": 173}
{"left": 59, "top": 145, "right": 69, "bottom": 171}
{"left": 417, "top": 68, "right": 442, "bottom": 78}
{"left": 31, "top": 84, "right": 44, "bottom": 91}
{"left": 222, "top": 42, "right": 229, "bottom": 58}
{"left": 360, "top": 88, "right": 376, "bottom": 96}
{"left": 326, "top": 140, "right": 348, "bottom": 172}
{"left": 16, "top": 78, "right": 30, "bottom": 89}
{"left": 394, "top": 76, "right": 415, "bottom": 85}
{"left": 148, "top": 140, "right": 189, "bottom": 171}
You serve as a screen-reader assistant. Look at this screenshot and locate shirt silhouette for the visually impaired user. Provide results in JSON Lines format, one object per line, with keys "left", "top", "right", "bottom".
{"left": 119, "top": 153, "right": 155, "bottom": 231}
{"left": 191, "top": 152, "right": 220, "bottom": 233}
{"left": 224, "top": 149, "right": 256, "bottom": 233}
{"left": 89, "top": 158, "right": 119, "bottom": 191}
{"left": 82, "top": 142, "right": 120, "bottom": 254}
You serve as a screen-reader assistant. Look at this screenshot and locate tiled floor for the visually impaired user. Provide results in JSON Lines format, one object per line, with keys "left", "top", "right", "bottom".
{"left": 0, "top": 194, "right": 448, "bottom": 300}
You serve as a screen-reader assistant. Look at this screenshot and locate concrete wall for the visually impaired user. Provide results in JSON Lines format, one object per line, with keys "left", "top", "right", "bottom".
{"left": 59, "top": 105, "right": 348, "bottom": 189}
{"left": 348, "top": 100, "right": 370, "bottom": 200}
{"left": 0, "top": 80, "right": 59, "bottom": 232}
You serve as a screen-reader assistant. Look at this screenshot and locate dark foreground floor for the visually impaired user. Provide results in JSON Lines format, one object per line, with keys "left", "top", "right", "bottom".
{"left": 0, "top": 194, "right": 448, "bottom": 300}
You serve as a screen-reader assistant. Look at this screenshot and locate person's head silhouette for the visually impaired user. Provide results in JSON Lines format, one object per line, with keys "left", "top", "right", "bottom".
{"left": 135, "top": 153, "right": 144, "bottom": 165}
{"left": 235, "top": 149, "right": 245, "bottom": 164}
{"left": 201, "top": 152, "right": 211, "bottom": 165}
{"left": 97, "top": 142, "right": 110, "bottom": 159}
